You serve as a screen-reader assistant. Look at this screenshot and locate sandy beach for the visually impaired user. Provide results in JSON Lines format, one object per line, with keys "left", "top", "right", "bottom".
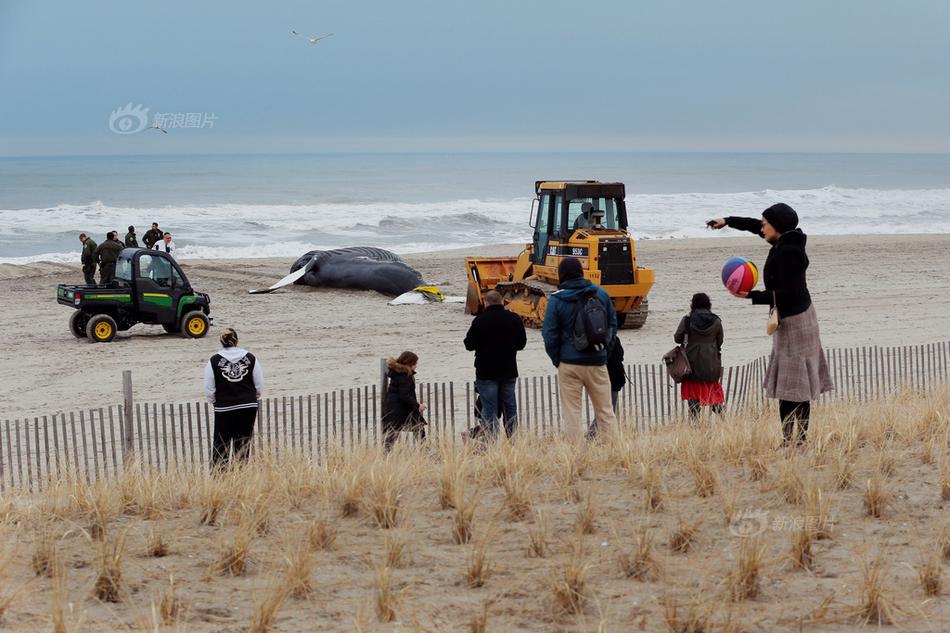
{"left": 1, "top": 234, "right": 948, "bottom": 415}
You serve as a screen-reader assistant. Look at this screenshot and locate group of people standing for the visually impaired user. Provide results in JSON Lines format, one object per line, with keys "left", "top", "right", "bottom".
{"left": 78, "top": 222, "right": 177, "bottom": 285}
{"left": 378, "top": 202, "right": 832, "bottom": 452}
{"left": 204, "top": 201, "right": 832, "bottom": 466}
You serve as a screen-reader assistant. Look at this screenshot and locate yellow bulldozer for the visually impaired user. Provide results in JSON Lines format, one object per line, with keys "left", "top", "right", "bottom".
{"left": 465, "top": 180, "right": 654, "bottom": 328}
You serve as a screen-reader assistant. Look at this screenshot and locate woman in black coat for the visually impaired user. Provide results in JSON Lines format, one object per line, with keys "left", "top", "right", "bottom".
{"left": 382, "top": 351, "right": 427, "bottom": 451}
{"left": 674, "top": 293, "right": 724, "bottom": 420}
{"left": 708, "top": 203, "right": 832, "bottom": 445}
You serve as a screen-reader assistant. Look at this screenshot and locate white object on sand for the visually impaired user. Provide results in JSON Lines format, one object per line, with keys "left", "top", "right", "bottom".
{"left": 248, "top": 265, "right": 309, "bottom": 294}
{"left": 388, "top": 291, "right": 465, "bottom": 306}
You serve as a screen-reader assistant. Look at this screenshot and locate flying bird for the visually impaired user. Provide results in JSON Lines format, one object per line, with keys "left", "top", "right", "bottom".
{"left": 148, "top": 124, "right": 168, "bottom": 134}
{"left": 290, "top": 30, "right": 333, "bottom": 44}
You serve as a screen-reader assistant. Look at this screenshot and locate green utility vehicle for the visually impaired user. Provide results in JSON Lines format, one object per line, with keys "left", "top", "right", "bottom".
{"left": 57, "top": 248, "right": 211, "bottom": 343}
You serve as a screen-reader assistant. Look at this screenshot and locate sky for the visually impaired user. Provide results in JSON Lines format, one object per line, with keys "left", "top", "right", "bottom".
{"left": 1, "top": 0, "right": 949, "bottom": 155}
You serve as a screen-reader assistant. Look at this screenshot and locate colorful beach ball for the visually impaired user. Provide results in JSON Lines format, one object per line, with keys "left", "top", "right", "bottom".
{"left": 721, "top": 257, "right": 759, "bottom": 296}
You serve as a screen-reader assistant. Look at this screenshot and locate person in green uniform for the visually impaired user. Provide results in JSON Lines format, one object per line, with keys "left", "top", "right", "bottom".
{"left": 95, "top": 231, "right": 125, "bottom": 285}
{"left": 143, "top": 222, "right": 163, "bottom": 249}
{"left": 79, "top": 233, "right": 98, "bottom": 285}
{"left": 125, "top": 225, "right": 138, "bottom": 247}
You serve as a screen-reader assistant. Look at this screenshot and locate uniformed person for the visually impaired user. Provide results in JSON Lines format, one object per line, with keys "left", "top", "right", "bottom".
{"left": 143, "top": 222, "right": 163, "bottom": 249}
{"left": 95, "top": 231, "right": 125, "bottom": 285}
{"left": 125, "top": 225, "right": 138, "bottom": 247}
{"left": 79, "top": 233, "right": 98, "bottom": 285}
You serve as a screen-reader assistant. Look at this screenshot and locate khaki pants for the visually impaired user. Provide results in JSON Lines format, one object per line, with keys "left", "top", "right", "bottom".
{"left": 558, "top": 363, "right": 617, "bottom": 438}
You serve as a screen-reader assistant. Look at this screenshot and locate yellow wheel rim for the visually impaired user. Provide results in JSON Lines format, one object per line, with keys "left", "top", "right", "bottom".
{"left": 94, "top": 322, "right": 112, "bottom": 339}
{"left": 187, "top": 317, "right": 206, "bottom": 335}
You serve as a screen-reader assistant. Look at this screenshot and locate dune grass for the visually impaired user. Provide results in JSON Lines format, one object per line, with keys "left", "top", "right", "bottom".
{"left": 0, "top": 388, "right": 946, "bottom": 630}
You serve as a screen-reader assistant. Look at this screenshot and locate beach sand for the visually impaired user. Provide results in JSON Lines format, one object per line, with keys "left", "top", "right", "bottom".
{"left": 1, "top": 234, "right": 948, "bottom": 414}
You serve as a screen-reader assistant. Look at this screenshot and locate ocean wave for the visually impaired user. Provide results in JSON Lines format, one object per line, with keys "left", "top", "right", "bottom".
{"left": 1, "top": 186, "right": 948, "bottom": 264}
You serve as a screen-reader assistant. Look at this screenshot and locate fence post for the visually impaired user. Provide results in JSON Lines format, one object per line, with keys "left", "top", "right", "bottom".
{"left": 122, "top": 370, "right": 135, "bottom": 464}
{"left": 379, "top": 358, "right": 388, "bottom": 423}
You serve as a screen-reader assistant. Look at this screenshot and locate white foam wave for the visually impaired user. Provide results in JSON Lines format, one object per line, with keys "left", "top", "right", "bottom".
{"left": 1, "top": 186, "right": 947, "bottom": 265}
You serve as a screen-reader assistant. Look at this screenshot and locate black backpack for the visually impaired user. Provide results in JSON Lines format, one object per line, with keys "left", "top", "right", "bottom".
{"left": 572, "top": 289, "right": 611, "bottom": 352}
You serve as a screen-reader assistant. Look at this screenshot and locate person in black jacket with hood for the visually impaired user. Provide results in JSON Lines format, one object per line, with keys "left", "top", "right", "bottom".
{"left": 708, "top": 203, "right": 832, "bottom": 445}
{"left": 674, "top": 293, "right": 724, "bottom": 420}
{"left": 382, "top": 351, "right": 427, "bottom": 451}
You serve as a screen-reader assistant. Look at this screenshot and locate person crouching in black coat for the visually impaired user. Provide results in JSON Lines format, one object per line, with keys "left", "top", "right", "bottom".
{"left": 382, "top": 351, "right": 427, "bottom": 451}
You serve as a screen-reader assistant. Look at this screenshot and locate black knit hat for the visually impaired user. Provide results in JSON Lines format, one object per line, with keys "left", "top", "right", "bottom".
{"left": 761, "top": 203, "right": 799, "bottom": 234}
{"left": 558, "top": 257, "right": 584, "bottom": 283}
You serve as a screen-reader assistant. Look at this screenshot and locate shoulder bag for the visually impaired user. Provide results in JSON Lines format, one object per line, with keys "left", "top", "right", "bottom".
{"left": 766, "top": 291, "right": 780, "bottom": 336}
{"left": 663, "top": 317, "right": 692, "bottom": 383}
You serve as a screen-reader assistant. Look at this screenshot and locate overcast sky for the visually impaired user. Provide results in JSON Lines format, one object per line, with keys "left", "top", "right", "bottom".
{"left": 1, "top": 0, "right": 949, "bottom": 155}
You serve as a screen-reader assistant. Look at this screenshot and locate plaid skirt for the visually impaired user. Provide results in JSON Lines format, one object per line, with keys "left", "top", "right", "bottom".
{"left": 763, "top": 304, "right": 833, "bottom": 402}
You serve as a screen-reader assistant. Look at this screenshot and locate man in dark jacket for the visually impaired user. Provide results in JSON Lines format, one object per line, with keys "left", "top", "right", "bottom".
{"left": 464, "top": 290, "right": 527, "bottom": 437}
{"left": 143, "top": 222, "right": 163, "bottom": 249}
{"left": 79, "top": 233, "right": 98, "bottom": 285}
{"left": 541, "top": 257, "right": 618, "bottom": 438}
{"left": 95, "top": 231, "right": 125, "bottom": 285}
{"left": 125, "top": 225, "right": 139, "bottom": 247}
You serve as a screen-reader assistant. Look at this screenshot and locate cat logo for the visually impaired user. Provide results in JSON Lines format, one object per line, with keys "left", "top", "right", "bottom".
{"left": 217, "top": 356, "right": 251, "bottom": 383}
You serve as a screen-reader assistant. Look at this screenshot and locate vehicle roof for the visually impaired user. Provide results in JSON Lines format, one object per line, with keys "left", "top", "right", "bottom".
{"left": 535, "top": 180, "right": 626, "bottom": 199}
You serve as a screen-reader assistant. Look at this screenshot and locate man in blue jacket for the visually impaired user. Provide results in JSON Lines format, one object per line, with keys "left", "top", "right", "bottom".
{"left": 542, "top": 257, "right": 618, "bottom": 438}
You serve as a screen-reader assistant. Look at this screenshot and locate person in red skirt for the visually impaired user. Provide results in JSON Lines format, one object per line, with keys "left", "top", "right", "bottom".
{"left": 674, "top": 293, "right": 725, "bottom": 420}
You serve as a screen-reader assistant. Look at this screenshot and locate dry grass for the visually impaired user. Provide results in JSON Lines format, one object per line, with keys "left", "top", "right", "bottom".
{"left": 574, "top": 488, "right": 596, "bottom": 535}
{"left": 469, "top": 601, "right": 489, "bottom": 633}
{"left": 941, "top": 466, "right": 950, "bottom": 501}
{"left": 93, "top": 530, "right": 127, "bottom": 602}
{"left": 790, "top": 526, "right": 814, "bottom": 571}
{"left": 146, "top": 527, "right": 169, "bottom": 557}
{"left": 687, "top": 450, "right": 717, "bottom": 497}
{"left": 662, "top": 592, "right": 713, "bottom": 633}
{"left": 308, "top": 517, "right": 338, "bottom": 551}
{"left": 726, "top": 538, "right": 766, "bottom": 601}
{"left": 669, "top": 517, "right": 702, "bottom": 554}
{"left": 383, "top": 531, "right": 407, "bottom": 568}
{"left": 209, "top": 524, "right": 253, "bottom": 576}
{"left": 249, "top": 579, "right": 292, "bottom": 633}
{"left": 863, "top": 475, "right": 889, "bottom": 518}
{"left": 853, "top": 555, "right": 897, "bottom": 626}
{"left": 526, "top": 510, "right": 548, "bottom": 558}
{"left": 916, "top": 546, "right": 942, "bottom": 597}
{"left": 549, "top": 541, "right": 589, "bottom": 616}
{"left": 156, "top": 574, "right": 184, "bottom": 625}
{"left": 31, "top": 529, "right": 56, "bottom": 578}
{"left": 0, "top": 391, "right": 946, "bottom": 631}
{"left": 284, "top": 538, "right": 314, "bottom": 598}
{"left": 466, "top": 538, "right": 492, "bottom": 588}
{"left": 618, "top": 528, "right": 660, "bottom": 581}
{"left": 641, "top": 462, "right": 665, "bottom": 512}
{"left": 452, "top": 486, "right": 479, "bottom": 545}
{"left": 939, "top": 525, "right": 950, "bottom": 560}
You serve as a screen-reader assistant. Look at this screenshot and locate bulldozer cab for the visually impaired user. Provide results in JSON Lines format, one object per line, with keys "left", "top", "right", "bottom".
{"left": 531, "top": 181, "right": 628, "bottom": 263}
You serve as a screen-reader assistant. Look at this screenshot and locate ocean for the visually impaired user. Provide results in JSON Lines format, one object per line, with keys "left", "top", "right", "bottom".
{"left": 1, "top": 152, "right": 949, "bottom": 264}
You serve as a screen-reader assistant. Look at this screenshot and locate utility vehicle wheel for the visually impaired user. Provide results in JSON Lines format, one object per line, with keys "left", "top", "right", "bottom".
{"left": 181, "top": 311, "right": 209, "bottom": 338}
{"left": 69, "top": 311, "right": 89, "bottom": 338}
{"left": 620, "top": 299, "right": 649, "bottom": 330}
{"left": 86, "top": 314, "right": 117, "bottom": 343}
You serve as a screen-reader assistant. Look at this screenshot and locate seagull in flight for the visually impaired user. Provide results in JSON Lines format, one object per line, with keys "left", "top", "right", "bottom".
{"left": 148, "top": 124, "right": 167, "bottom": 134}
{"left": 291, "top": 30, "right": 333, "bottom": 45}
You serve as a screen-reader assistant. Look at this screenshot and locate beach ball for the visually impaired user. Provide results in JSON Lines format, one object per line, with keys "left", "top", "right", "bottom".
{"left": 721, "top": 257, "right": 759, "bottom": 296}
